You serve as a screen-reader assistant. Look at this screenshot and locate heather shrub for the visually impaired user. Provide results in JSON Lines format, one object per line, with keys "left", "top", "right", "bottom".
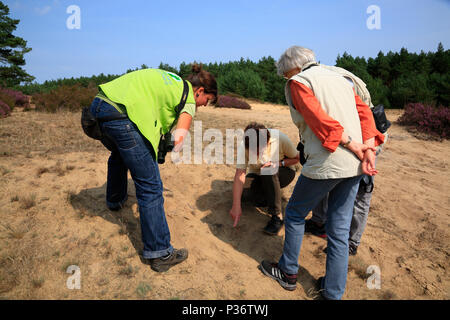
{"left": 0, "top": 87, "right": 30, "bottom": 117}
{"left": 0, "top": 91, "right": 15, "bottom": 109}
{"left": 0, "top": 87, "right": 29, "bottom": 107}
{"left": 0, "top": 100, "right": 10, "bottom": 118}
{"left": 397, "top": 103, "right": 450, "bottom": 139}
{"left": 32, "top": 83, "right": 97, "bottom": 112}
{"left": 215, "top": 95, "right": 251, "bottom": 110}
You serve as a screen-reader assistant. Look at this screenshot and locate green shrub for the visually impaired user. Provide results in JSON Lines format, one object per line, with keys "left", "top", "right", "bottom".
{"left": 218, "top": 68, "right": 267, "bottom": 100}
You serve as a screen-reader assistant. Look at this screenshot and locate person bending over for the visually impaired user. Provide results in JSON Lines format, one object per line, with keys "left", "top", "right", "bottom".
{"left": 89, "top": 64, "right": 217, "bottom": 272}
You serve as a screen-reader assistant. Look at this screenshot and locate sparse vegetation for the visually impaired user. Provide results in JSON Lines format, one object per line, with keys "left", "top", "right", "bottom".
{"left": 0, "top": 165, "right": 11, "bottom": 175}
{"left": 31, "top": 277, "right": 45, "bottom": 289}
{"left": 62, "top": 261, "right": 79, "bottom": 273}
{"left": 348, "top": 256, "right": 370, "bottom": 280}
{"left": 136, "top": 281, "right": 152, "bottom": 298}
{"left": 118, "top": 265, "right": 135, "bottom": 278}
{"left": 19, "top": 194, "right": 37, "bottom": 210}
{"left": 380, "top": 290, "right": 398, "bottom": 300}
{"left": 115, "top": 256, "right": 127, "bottom": 266}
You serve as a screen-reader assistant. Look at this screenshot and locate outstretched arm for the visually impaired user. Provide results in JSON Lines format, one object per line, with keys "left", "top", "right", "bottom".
{"left": 230, "top": 169, "right": 246, "bottom": 227}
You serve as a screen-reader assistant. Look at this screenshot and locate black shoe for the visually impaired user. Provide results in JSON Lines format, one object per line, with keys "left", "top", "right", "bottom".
{"left": 349, "top": 244, "right": 358, "bottom": 256}
{"left": 107, "top": 195, "right": 128, "bottom": 211}
{"left": 149, "top": 248, "right": 188, "bottom": 272}
{"left": 263, "top": 216, "right": 284, "bottom": 235}
{"left": 258, "top": 260, "right": 297, "bottom": 291}
{"left": 254, "top": 199, "right": 268, "bottom": 208}
{"left": 315, "top": 276, "right": 330, "bottom": 300}
{"left": 304, "top": 219, "right": 327, "bottom": 238}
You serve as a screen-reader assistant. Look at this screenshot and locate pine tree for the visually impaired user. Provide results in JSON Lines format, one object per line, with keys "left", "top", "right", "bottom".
{"left": 0, "top": 1, "right": 34, "bottom": 87}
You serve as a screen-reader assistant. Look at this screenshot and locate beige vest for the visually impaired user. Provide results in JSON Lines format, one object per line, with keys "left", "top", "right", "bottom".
{"left": 319, "top": 64, "right": 374, "bottom": 108}
{"left": 285, "top": 63, "right": 363, "bottom": 179}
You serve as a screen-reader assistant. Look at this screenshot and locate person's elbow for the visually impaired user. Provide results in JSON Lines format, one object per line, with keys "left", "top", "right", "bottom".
{"left": 234, "top": 169, "right": 246, "bottom": 183}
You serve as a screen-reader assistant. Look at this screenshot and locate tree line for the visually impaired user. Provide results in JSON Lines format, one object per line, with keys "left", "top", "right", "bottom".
{"left": 14, "top": 43, "right": 449, "bottom": 109}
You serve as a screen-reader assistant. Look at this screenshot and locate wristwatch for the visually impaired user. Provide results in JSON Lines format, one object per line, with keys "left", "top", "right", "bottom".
{"left": 342, "top": 136, "right": 352, "bottom": 148}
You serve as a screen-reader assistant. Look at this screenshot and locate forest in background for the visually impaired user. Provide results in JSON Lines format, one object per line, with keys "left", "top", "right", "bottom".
{"left": 12, "top": 43, "right": 450, "bottom": 109}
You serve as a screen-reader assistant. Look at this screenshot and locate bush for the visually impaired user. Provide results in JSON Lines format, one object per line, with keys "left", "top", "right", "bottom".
{"left": 0, "top": 100, "right": 11, "bottom": 118}
{"left": 32, "top": 83, "right": 97, "bottom": 112}
{"left": 218, "top": 68, "right": 267, "bottom": 100}
{"left": 397, "top": 103, "right": 450, "bottom": 139}
{"left": 215, "top": 95, "right": 251, "bottom": 110}
{"left": 0, "top": 87, "right": 30, "bottom": 118}
{"left": 0, "top": 87, "right": 29, "bottom": 107}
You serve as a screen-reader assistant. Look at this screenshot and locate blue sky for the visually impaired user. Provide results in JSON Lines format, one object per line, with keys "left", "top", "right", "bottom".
{"left": 4, "top": 0, "right": 450, "bottom": 82}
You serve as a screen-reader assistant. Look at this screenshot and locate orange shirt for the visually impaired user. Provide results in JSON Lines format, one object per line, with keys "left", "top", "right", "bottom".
{"left": 289, "top": 80, "right": 384, "bottom": 152}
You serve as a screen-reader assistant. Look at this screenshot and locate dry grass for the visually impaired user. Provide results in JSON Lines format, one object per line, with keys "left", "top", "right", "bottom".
{"left": 136, "top": 281, "right": 152, "bottom": 298}
{"left": 0, "top": 165, "right": 11, "bottom": 175}
{"left": 31, "top": 277, "right": 45, "bottom": 289}
{"left": 0, "top": 110, "right": 104, "bottom": 157}
{"left": 19, "top": 194, "right": 37, "bottom": 210}
{"left": 118, "top": 265, "right": 136, "bottom": 278}
{"left": 348, "top": 256, "right": 370, "bottom": 280}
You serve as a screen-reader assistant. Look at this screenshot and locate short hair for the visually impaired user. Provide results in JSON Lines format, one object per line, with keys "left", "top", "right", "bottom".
{"left": 244, "top": 122, "right": 270, "bottom": 152}
{"left": 276, "top": 46, "right": 317, "bottom": 76}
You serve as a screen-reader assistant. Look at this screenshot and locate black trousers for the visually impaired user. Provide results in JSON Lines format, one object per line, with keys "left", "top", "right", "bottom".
{"left": 243, "top": 167, "right": 296, "bottom": 216}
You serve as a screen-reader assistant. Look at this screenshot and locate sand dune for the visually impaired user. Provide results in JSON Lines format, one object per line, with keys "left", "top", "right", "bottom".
{"left": 0, "top": 102, "right": 448, "bottom": 299}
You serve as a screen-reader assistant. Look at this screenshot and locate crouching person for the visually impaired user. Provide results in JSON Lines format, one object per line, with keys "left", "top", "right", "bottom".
{"left": 229, "top": 122, "right": 300, "bottom": 235}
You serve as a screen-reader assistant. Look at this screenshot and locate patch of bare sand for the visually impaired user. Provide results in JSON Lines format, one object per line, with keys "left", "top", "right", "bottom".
{"left": 0, "top": 104, "right": 448, "bottom": 299}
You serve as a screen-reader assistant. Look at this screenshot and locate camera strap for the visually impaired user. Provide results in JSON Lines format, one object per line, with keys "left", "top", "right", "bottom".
{"left": 165, "top": 79, "right": 190, "bottom": 133}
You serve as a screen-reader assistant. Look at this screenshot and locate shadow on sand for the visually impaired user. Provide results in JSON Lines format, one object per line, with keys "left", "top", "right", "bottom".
{"left": 196, "top": 179, "right": 317, "bottom": 295}
{"left": 68, "top": 179, "right": 159, "bottom": 266}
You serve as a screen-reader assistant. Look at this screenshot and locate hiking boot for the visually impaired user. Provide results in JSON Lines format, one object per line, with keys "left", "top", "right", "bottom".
{"left": 107, "top": 195, "right": 128, "bottom": 211}
{"left": 263, "top": 215, "right": 284, "bottom": 235}
{"left": 304, "top": 219, "right": 327, "bottom": 238}
{"left": 314, "top": 276, "right": 329, "bottom": 300}
{"left": 258, "top": 260, "right": 297, "bottom": 291}
{"left": 349, "top": 243, "right": 358, "bottom": 256}
{"left": 149, "top": 248, "right": 188, "bottom": 272}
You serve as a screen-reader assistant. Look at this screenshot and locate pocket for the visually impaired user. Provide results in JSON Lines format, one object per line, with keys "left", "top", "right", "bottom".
{"left": 102, "top": 120, "right": 137, "bottom": 150}
{"left": 81, "top": 107, "right": 103, "bottom": 140}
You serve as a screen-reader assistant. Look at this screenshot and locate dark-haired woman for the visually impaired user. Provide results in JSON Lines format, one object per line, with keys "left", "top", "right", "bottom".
{"left": 90, "top": 64, "right": 217, "bottom": 272}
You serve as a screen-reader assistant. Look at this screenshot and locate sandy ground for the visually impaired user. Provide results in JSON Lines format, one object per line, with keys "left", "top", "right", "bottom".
{"left": 0, "top": 102, "right": 449, "bottom": 300}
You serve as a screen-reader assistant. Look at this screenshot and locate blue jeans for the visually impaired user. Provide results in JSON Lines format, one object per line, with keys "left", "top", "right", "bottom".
{"left": 278, "top": 174, "right": 362, "bottom": 300}
{"left": 90, "top": 98, "right": 173, "bottom": 259}
{"left": 311, "top": 175, "right": 375, "bottom": 247}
